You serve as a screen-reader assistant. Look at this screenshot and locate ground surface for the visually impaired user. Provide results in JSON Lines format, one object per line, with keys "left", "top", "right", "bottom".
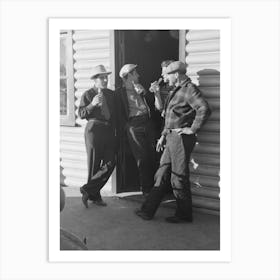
{"left": 60, "top": 195, "right": 220, "bottom": 250}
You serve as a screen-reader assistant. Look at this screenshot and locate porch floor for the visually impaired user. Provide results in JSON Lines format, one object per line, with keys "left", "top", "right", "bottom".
{"left": 60, "top": 187, "right": 220, "bottom": 250}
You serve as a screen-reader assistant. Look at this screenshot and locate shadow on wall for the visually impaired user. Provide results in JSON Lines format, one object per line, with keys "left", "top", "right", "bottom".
{"left": 60, "top": 160, "right": 66, "bottom": 186}
{"left": 189, "top": 69, "right": 220, "bottom": 207}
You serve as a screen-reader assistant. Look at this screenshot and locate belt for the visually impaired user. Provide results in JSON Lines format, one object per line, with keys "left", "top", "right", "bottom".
{"left": 166, "top": 128, "right": 196, "bottom": 135}
{"left": 166, "top": 129, "right": 176, "bottom": 134}
{"left": 88, "top": 119, "right": 111, "bottom": 126}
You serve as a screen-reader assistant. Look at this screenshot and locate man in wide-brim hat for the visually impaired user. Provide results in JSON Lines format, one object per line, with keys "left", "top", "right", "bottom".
{"left": 78, "top": 64, "right": 117, "bottom": 208}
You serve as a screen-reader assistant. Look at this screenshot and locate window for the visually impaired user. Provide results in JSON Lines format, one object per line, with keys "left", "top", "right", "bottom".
{"left": 60, "top": 30, "right": 75, "bottom": 126}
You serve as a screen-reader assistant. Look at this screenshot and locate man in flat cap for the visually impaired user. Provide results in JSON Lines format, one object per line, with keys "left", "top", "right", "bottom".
{"left": 135, "top": 61, "right": 212, "bottom": 223}
{"left": 149, "top": 59, "right": 175, "bottom": 128}
{"left": 117, "top": 64, "right": 162, "bottom": 196}
{"left": 78, "top": 65, "right": 117, "bottom": 208}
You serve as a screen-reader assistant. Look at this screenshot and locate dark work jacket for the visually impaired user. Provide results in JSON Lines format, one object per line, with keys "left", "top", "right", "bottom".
{"left": 115, "top": 86, "right": 161, "bottom": 136}
{"left": 78, "top": 87, "right": 117, "bottom": 133}
{"left": 162, "top": 78, "right": 212, "bottom": 135}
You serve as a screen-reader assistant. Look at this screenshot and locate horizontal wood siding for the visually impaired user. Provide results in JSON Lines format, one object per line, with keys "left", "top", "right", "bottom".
{"left": 185, "top": 30, "right": 220, "bottom": 214}
{"left": 60, "top": 30, "right": 111, "bottom": 187}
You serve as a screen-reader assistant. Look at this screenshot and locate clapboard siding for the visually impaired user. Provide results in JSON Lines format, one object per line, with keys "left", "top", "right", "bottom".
{"left": 185, "top": 30, "right": 220, "bottom": 214}
{"left": 60, "top": 30, "right": 111, "bottom": 188}
{"left": 191, "top": 153, "right": 220, "bottom": 166}
{"left": 59, "top": 29, "right": 221, "bottom": 215}
{"left": 186, "top": 30, "right": 220, "bottom": 41}
{"left": 197, "top": 132, "right": 220, "bottom": 144}
{"left": 186, "top": 52, "right": 220, "bottom": 65}
{"left": 73, "top": 39, "right": 110, "bottom": 51}
{"left": 186, "top": 39, "right": 219, "bottom": 53}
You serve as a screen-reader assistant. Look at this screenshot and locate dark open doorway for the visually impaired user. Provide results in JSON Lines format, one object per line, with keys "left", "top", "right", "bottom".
{"left": 115, "top": 30, "right": 179, "bottom": 193}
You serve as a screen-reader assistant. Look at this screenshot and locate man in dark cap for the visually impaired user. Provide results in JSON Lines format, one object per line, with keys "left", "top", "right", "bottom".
{"left": 78, "top": 65, "right": 117, "bottom": 208}
{"left": 149, "top": 59, "right": 175, "bottom": 112}
{"left": 149, "top": 59, "right": 175, "bottom": 134}
{"left": 117, "top": 64, "right": 162, "bottom": 196}
{"left": 135, "top": 61, "right": 212, "bottom": 223}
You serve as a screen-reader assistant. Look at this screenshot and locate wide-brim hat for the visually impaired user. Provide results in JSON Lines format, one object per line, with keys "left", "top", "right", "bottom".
{"left": 166, "top": 61, "right": 186, "bottom": 75}
{"left": 119, "top": 64, "right": 138, "bottom": 78}
{"left": 90, "top": 65, "right": 112, "bottom": 79}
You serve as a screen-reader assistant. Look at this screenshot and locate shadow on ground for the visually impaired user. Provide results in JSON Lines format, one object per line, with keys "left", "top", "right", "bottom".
{"left": 60, "top": 195, "right": 220, "bottom": 250}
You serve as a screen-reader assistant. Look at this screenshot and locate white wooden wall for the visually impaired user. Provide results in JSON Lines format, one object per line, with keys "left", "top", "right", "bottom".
{"left": 60, "top": 29, "right": 220, "bottom": 215}
{"left": 60, "top": 30, "right": 112, "bottom": 187}
{"left": 185, "top": 30, "right": 220, "bottom": 214}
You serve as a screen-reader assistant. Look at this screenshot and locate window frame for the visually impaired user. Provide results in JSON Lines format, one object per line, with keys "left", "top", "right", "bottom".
{"left": 60, "top": 30, "right": 75, "bottom": 126}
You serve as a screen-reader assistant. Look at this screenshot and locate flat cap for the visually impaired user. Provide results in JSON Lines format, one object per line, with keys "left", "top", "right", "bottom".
{"left": 166, "top": 61, "right": 186, "bottom": 75}
{"left": 90, "top": 65, "right": 111, "bottom": 79}
{"left": 119, "top": 64, "right": 138, "bottom": 78}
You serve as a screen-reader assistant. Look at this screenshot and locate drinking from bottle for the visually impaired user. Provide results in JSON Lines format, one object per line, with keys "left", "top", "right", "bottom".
{"left": 132, "top": 81, "right": 145, "bottom": 94}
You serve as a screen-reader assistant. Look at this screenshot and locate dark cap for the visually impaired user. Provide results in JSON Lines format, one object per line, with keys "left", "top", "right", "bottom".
{"left": 166, "top": 61, "right": 186, "bottom": 75}
{"left": 119, "top": 64, "right": 138, "bottom": 78}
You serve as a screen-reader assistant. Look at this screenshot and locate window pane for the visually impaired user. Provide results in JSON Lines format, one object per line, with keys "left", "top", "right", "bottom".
{"left": 60, "top": 36, "right": 67, "bottom": 76}
{"left": 60, "top": 78, "right": 67, "bottom": 115}
{"left": 60, "top": 30, "right": 75, "bottom": 126}
{"left": 60, "top": 34, "right": 68, "bottom": 116}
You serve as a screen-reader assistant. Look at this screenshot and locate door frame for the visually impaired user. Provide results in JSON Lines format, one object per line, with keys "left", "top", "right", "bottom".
{"left": 114, "top": 29, "right": 186, "bottom": 194}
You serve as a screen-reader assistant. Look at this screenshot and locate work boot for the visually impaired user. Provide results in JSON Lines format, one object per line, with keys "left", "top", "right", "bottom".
{"left": 134, "top": 209, "right": 153, "bottom": 220}
{"left": 80, "top": 187, "right": 89, "bottom": 208}
{"left": 165, "top": 216, "right": 192, "bottom": 223}
{"left": 92, "top": 199, "right": 107, "bottom": 207}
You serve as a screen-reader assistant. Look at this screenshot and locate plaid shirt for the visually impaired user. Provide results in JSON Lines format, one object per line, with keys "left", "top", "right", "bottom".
{"left": 162, "top": 77, "right": 211, "bottom": 135}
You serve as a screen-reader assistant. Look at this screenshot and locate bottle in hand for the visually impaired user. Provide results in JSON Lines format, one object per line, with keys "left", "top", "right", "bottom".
{"left": 97, "top": 88, "right": 103, "bottom": 106}
{"left": 149, "top": 78, "right": 162, "bottom": 93}
{"left": 132, "top": 81, "right": 145, "bottom": 94}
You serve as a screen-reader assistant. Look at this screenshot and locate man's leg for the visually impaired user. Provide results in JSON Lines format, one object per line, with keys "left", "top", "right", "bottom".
{"left": 85, "top": 127, "right": 116, "bottom": 205}
{"left": 87, "top": 132, "right": 116, "bottom": 200}
{"left": 82, "top": 123, "right": 103, "bottom": 203}
{"left": 126, "top": 122, "right": 155, "bottom": 194}
{"left": 136, "top": 146, "right": 171, "bottom": 219}
{"left": 167, "top": 133, "right": 196, "bottom": 222}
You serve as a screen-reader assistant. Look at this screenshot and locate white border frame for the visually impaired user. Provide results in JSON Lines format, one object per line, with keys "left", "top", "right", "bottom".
{"left": 49, "top": 18, "right": 231, "bottom": 262}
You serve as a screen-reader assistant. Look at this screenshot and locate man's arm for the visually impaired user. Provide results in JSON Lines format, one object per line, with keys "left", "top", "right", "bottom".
{"left": 154, "top": 91, "right": 164, "bottom": 111}
{"left": 78, "top": 90, "right": 100, "bottom": 119}
{"left": 149, "top": 81, "right": 164, "bottom": 111}
{"left": 187, "top": 84, "right": 212, "bottom": 133}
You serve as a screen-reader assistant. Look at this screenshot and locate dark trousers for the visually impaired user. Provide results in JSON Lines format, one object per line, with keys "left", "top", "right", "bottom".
{"left": 83, "top": 120, "right": 116, "bottom": 200}
{"left": 126, "top": 115, "right": 156, "bottom": 194}
{"left": 141, "top": 132, "right": 197, "bottom": 219}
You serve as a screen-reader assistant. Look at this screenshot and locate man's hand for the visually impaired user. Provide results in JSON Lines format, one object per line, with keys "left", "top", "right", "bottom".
{"left": 156, "top": 135, "right": 166, "bottom": 152}
{"left": 91, "top": 94, "right": 102, "bottom": 107}
{"left": 173, "top": 127, "right": 194, "bottom": 135}
{"left": 132, "top": 81, "right": 145, "bottom": 94}
{"left": 149, "top": 81, "right": 160, "bottom": 93}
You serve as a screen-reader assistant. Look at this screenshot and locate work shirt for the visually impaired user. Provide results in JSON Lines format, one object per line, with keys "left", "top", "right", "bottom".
{"left": 78, "top": 87, "right": 116, "bottom": 125}
{"left": 160, "top": 84, "right": 175, "bottom": 117}
{"left": 160, "top": 84, "right": 175, "bottom": 108}
{"left": 126, "top": 88, "right": 149, "bottom": 118}
{"left": 116, "top": 86, "right": 161, "bottom": 138}
{"left": 162, "top": 77, "right": 211, "bottom": 135}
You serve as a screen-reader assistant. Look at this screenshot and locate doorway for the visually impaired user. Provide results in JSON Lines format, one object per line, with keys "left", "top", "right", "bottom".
{"left": 115, "top": 30, "right": 179, "bottom": 193}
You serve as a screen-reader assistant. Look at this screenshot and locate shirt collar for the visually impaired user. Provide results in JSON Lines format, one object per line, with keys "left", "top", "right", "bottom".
{"left": 178, "top": 76, "right": 191, "bottom": 87}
